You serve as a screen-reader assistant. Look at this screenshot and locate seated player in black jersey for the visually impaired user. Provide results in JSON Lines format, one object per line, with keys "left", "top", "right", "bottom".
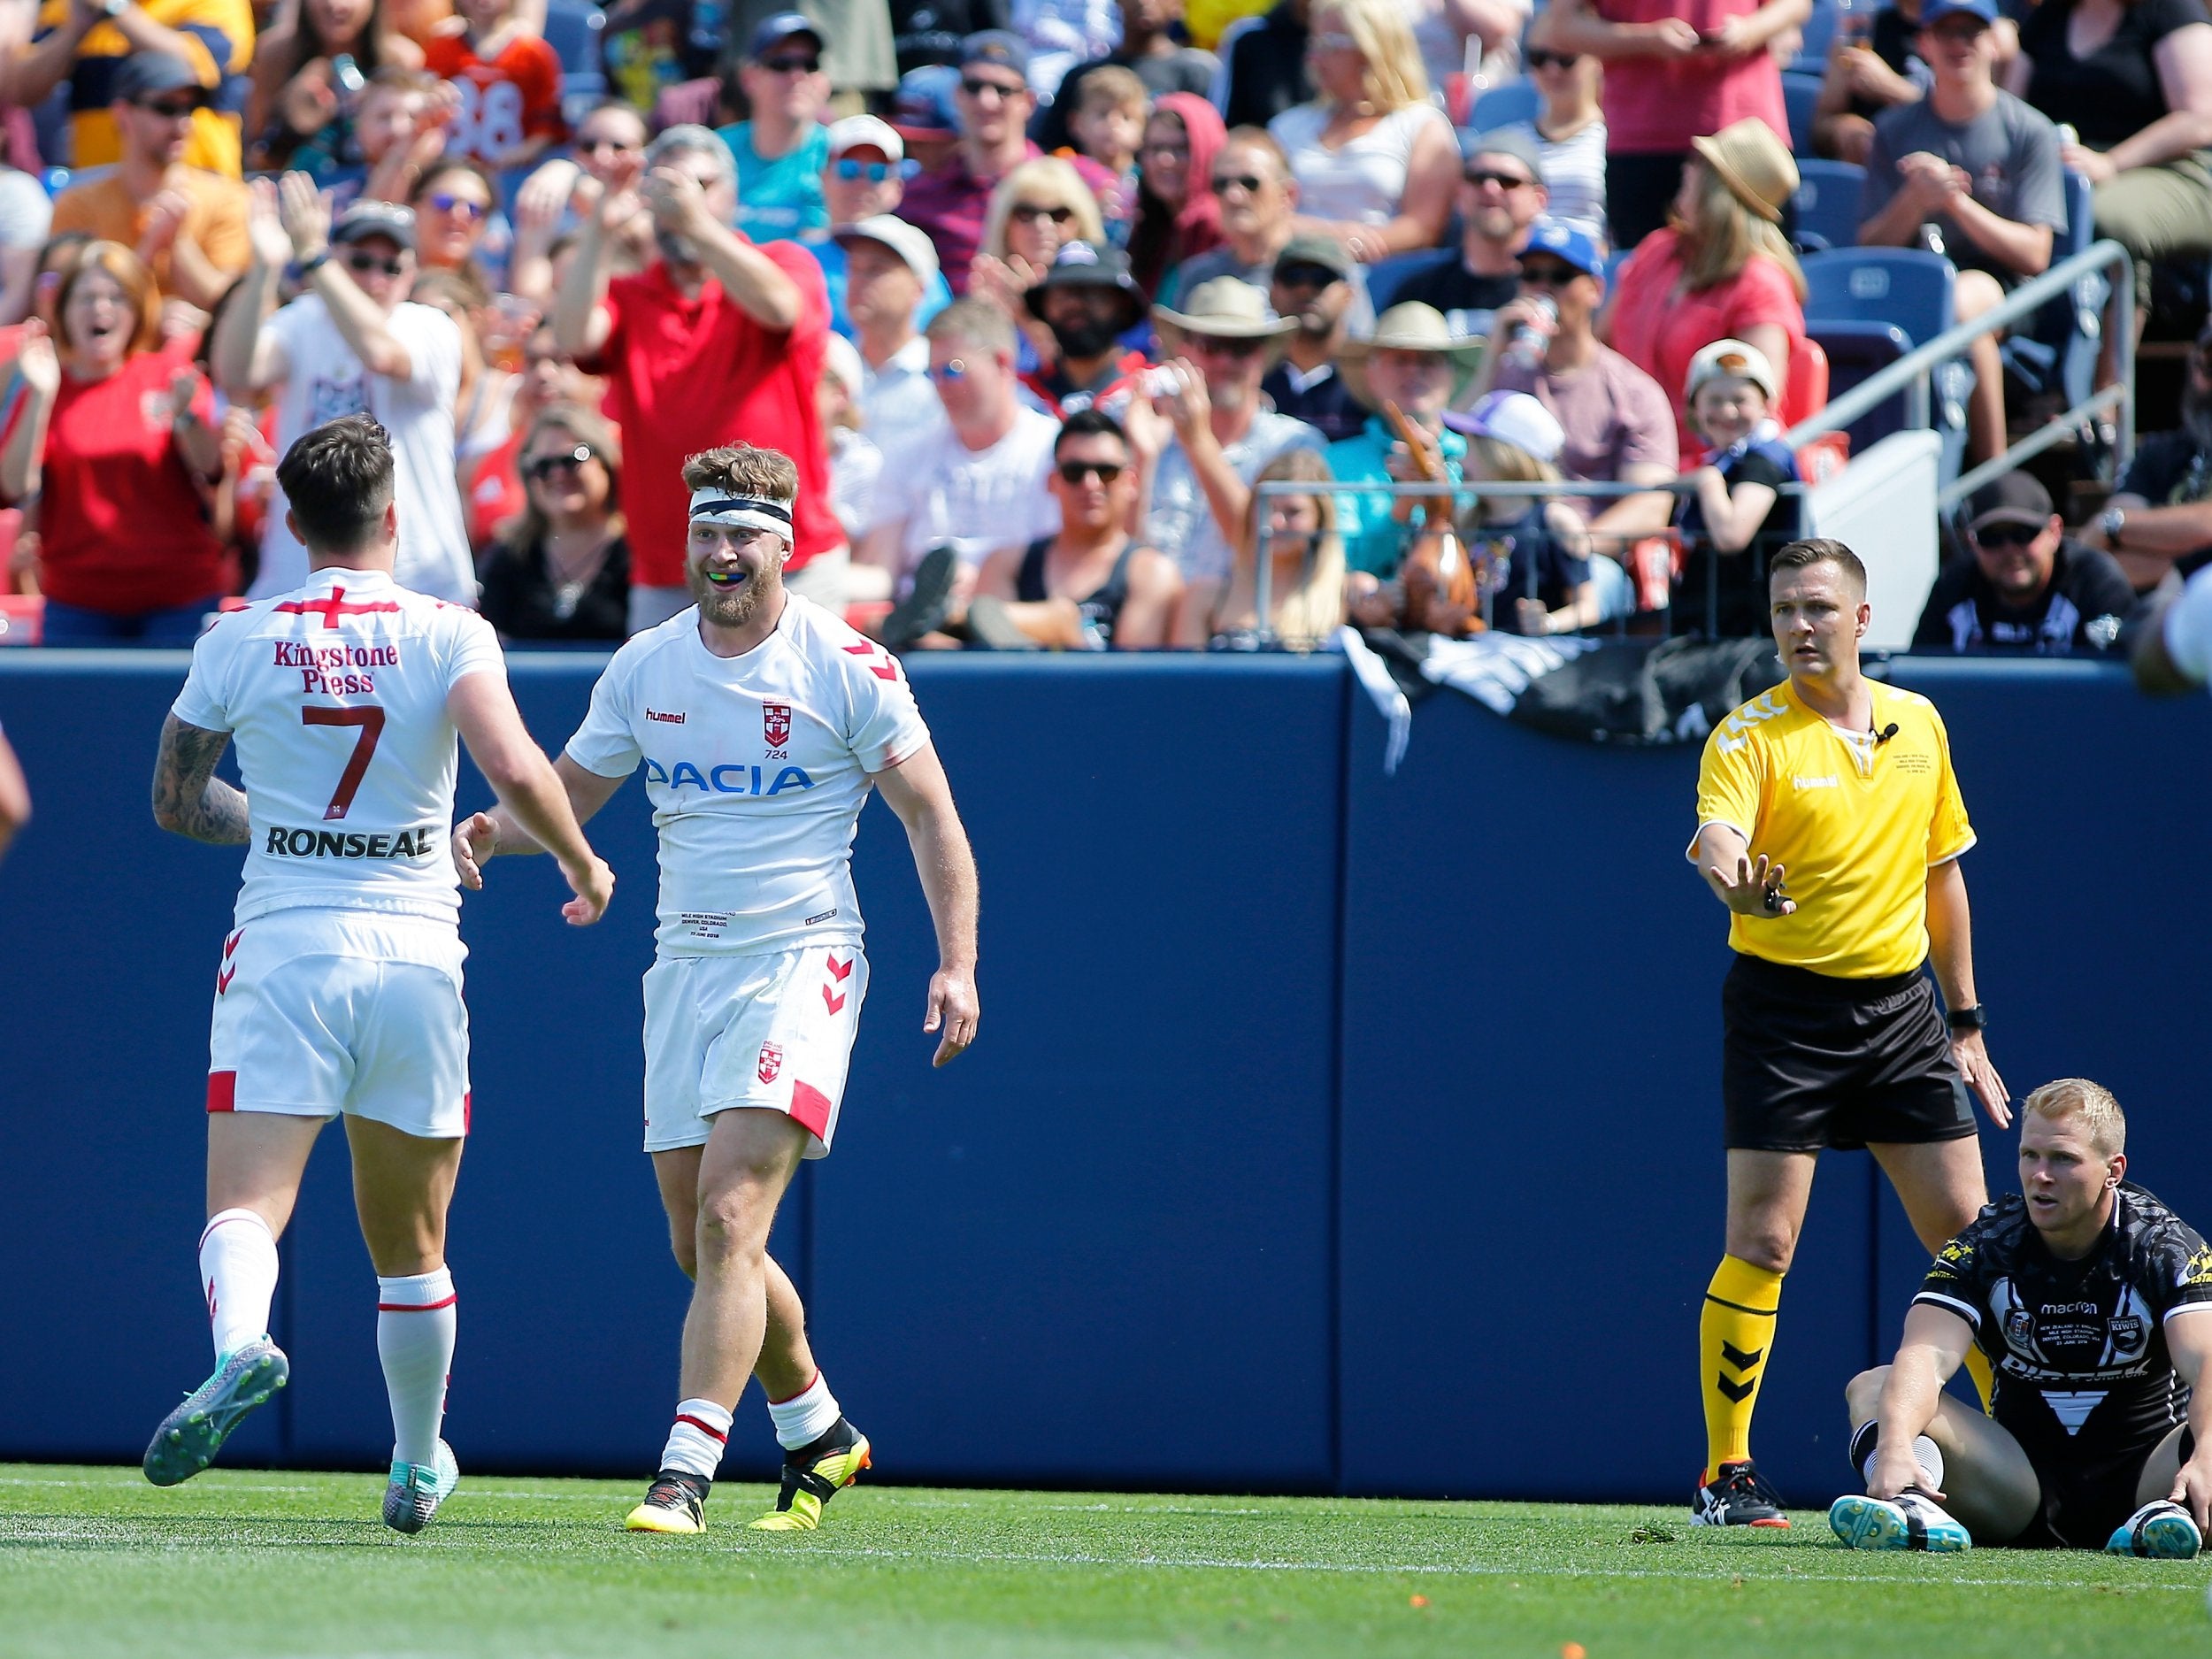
{"left": 1831, "top": 1077, "right": 2212, "bottom": 1555}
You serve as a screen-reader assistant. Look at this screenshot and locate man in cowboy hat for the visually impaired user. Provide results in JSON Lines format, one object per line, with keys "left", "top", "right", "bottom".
{"left": 1327, "top": 301, "right": 1486, "bottom": 588}
{"left": 1128, "top": 274, "right": 1324, "bottom": 589}
{"left": 1021, "top": 242, "right": 1153, "bottom": 419}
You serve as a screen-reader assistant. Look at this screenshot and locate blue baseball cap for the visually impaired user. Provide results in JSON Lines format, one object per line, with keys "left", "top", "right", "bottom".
{"left": 891, "top": 64, "right": 960, "bottom": 139}
{"left": 1520, "top": 217, "right": 1603, "bottom": 281}
{"left": 960, "top": 29, "right": 1033, "bottom": 81}
{"left": 747, "top": 11, "right": 824, "bottom": 59}
{"left": 1919, "top": 0, "right": 1999, "bottom": 27}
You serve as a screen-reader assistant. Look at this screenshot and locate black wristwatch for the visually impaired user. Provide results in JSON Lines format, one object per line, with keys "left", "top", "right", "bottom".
{"left": 1947, "top": 1003, "right": 1989, "bottom": 1033}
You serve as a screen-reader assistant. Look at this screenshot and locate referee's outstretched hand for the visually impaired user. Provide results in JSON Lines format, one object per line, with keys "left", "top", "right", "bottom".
{"left": 1710, "top": 853, "right": 1796, "bottom": 918}
{"left": 1952, "top": 1030, "right": 2012, "bottom": 1129}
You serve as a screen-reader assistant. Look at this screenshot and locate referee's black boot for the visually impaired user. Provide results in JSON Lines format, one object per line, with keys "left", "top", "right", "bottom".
{"left": 1692, "top": 1460, "right": 1790, "bottom": 1527}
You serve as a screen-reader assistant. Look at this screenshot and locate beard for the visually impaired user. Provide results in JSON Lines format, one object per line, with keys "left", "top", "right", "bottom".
{"left": 687, "top": 553, "right": 780, "bottom": 628}
{"left": 1049, "top": 315, "right": 1126, "bottom": 361}
{"left": 657, "top": 228, "right": 701, "bottom": 267}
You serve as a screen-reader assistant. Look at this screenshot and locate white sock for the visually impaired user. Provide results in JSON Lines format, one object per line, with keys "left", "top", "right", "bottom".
{"left": 766, "top": 1371, "right": 841, "bottom": 1451}
{"left": 661, "top": 1398, "right": 733, "bottom": 1481}
{"left": 199, "top": 1209, "right": 279, "bottom": 1361}
{"left": 1863, "top": 1434, "right": 1946, "bottom": 1494}
{"left": 376, "top": 1268, "right": 457, "bottom": 1469}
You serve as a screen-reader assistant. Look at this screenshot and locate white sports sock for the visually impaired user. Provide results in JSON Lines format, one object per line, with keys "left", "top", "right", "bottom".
{"left": 199, "top": 1209, "right": 279, "bottom": 1361}
{"left": 661, "top": 1398, "right": 733, "bottom": 1481}
{"left": 376, "top": 1268, "right": 457, "bottom": 1469}
{"left": 766, "top": 1371, "right": 842, "bottom": 1451}
{"left": 1863, "top": 1434, "right": 1945, "bottom": 1493}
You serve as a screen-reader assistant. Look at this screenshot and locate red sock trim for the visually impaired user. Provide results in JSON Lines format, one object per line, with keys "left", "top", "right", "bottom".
{"left": 674, "top": 1412, "right": 729, "bottom": 1443}
{"left": 766, "top": 1370, "right": 822, "bottom": 1407}
{"left": 377, "top": 1294, "right": 458, "bottom": 1312}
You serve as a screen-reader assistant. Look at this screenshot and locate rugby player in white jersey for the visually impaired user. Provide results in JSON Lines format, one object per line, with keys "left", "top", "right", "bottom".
{"left": 145, "top": 415, "right": 613, "bottom": 1532}
{"left": 2135, "top": 561, "right": 2212, "bottom": 695}
{"left": 453, "top": 442, "right": 980, "bottom": 1534}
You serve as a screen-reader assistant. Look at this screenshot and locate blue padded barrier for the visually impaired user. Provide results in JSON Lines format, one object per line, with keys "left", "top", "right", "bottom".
{"left": 4, "top": 651, "right": 2212, "bottom": 1505}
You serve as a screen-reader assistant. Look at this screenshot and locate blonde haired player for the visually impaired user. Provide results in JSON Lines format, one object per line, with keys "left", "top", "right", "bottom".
{"left": 1686, "top": 537, "right": 2008, "bottom": 1526}
{"left": 454, "top": 442, "right": 981, "bottom": 1534}
{"left": 144, "top": 415, "right": 611, "bottom": 1532}
{"left": 1832, "top": 1079, "right": 2212, "bottom": 1557}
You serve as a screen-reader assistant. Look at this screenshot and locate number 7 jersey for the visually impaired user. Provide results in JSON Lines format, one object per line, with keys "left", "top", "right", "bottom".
{"left": 171, "top": 568, "right": 507, "bottom": 927}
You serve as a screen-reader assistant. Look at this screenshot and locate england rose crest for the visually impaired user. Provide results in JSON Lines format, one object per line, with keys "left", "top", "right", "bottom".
{"left": 764, "top": 703, "right": 792, "bottom": 747}
{"left": 757, "top": 1042, "right": 784, "bottom": 1083}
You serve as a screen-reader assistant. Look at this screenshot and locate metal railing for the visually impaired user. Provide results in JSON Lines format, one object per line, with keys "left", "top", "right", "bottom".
{"left": 1778, "top": 237, "right": 2139, "bottom": 510}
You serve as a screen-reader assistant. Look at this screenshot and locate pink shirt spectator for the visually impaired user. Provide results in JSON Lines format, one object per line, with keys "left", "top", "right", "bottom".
{"left": 1594, "top": 0, "right": 1788, "bottom": 154}
{"left": 1606, "top": 227, "right": 1808, "bottom": 457}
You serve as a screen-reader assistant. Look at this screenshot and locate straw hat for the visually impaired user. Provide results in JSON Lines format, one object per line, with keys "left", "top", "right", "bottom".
{"left": 1690, "top": 118, "right": 1798, "bottom": 224}
{"left": 1152, "top": 276, "right": 1301, "bottom": 342}
{"left": 1339, "top": 302, "right": 1487, "bottom": 410}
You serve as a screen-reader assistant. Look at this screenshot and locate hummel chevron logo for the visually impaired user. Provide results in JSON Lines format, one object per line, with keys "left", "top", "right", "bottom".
{"left": 1716, "top": 1373, "right": 1757, "bottom": 1403}
{"left": 218, "top": 930, "right": 243, "bottom": 994}
{"left": 841, "top": 642, "right": 901, "bottom": 682}
{"left": 822, "top": 954, "right": 853, "bottom": 1015}
{"left": 1720, "top": 1342, "right": 1764, "bottom": 1371}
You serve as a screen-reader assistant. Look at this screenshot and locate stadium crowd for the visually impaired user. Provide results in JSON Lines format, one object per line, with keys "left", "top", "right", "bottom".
{"left": 0, "top": 0, "right": 2205, "bottom": 652}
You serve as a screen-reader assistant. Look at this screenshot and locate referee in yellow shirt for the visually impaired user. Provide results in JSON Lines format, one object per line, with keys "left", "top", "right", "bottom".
{"left": 1686, "top": 538, "right": 2010, "bottom": 1529}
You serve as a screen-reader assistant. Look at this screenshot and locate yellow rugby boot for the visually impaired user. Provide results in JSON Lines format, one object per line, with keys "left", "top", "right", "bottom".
{"left": 749, "top": 1418, "right": 872, "bottom": 1532}
{"left": 625, "top": 1471, "right": 710, "bottom": 1534}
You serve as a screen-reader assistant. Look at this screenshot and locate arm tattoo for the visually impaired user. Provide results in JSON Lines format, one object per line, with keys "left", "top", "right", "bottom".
{"left": 151, "top": 715, "right": 251, "bottom": 845}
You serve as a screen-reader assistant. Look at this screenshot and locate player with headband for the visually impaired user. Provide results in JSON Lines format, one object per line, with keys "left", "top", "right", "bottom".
{"left": 452, "top": 442, "right": 981, "bottom": 1533}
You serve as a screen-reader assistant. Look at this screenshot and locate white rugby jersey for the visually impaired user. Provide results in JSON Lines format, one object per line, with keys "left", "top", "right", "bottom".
{"left": 565, "top": 593, "right": 930, "bottom": 956}
{"left": 171, "top": 567, "right": 506, "bottom": 926}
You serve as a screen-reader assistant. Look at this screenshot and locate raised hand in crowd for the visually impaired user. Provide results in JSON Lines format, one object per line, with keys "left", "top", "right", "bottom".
{"left": 276, "top": 171, "right": 334, "bottom": 265}
{"left": 14, "top": 325, "right": 57, "bottom": 398}
{"left": 135, "top": 188, "right": 191, "bottom": 267}
{"left": 245, "top": 177, "right": 299, "bottom": 270}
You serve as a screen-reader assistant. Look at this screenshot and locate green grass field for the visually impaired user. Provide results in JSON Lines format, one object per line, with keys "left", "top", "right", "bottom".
{"left": 3, "top": 1462, "right": 2207, "bottom": 1657}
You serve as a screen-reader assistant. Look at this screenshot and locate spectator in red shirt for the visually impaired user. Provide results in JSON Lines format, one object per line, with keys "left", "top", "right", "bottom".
{"left": 900, "top": 30, "right": 1115, "bottom": 295}
{"left": 1, "top": 242, "right": 229, "bottom": 644}
{"left": 555, "top": 122, "right": 839, "bottom": 632}
{"left": 1548, "top": 0, "right": 1809, "bottom": 247}
{"left": 423, "top": 0, "right": 565, "bottom": 170}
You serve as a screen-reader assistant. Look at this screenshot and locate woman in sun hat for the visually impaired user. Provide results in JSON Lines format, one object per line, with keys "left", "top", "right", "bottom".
{"left": 1601, "top": 117, "right": 1814, "bottom": 460}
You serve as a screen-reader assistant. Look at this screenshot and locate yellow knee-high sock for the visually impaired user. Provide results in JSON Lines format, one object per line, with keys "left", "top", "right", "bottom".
{"left": 1961, "top": 1343, "right": 1994, "bottom": 1413}
{"left": 1701, "top": 1255, "right": 1784, "bottom": 1475}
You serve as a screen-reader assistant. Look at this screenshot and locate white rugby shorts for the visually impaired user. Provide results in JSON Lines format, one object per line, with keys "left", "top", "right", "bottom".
{"left": 207, "top": 910, "right": 471, "bottom": 1139}
{"left": 641, "top": 944, "right": 868, "bottom": 1157}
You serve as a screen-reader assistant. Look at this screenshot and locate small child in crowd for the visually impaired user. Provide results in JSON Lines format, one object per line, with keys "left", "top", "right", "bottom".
{"left": 1448, "top": 390, "right": 1598, "bottom": 637}
{"left": 1061, "top": 66, "right": 1146, "bottom": 249}
{"left": 1673, "top": 338, "right": 1803, "bottom": 639}
{"left": 424, "top": 0, "right": 566, "bottom": 169}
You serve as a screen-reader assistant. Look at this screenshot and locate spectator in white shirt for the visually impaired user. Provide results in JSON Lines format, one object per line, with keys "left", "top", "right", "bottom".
{"left": 864, "top": 297, "right": 1063, "bottom": 643}
{"left": 834, "top": 214, "right": 945, "bottom": 472}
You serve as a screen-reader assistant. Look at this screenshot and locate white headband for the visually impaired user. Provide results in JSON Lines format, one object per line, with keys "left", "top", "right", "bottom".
{"left": 689, "top": 488, "right": 795, "bottom": 541}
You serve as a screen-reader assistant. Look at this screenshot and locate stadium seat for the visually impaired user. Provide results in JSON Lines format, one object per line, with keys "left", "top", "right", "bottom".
{"left": 1791, "top": 0, "right": 1838, "bottom": 72}
{"left": 1793, "top": 159, "right": 1864, "bottom": 256}
{"left": 1467, "top": 77, "right": 1540, "bottom": 134}
{"left": 1366, "top": 248, "right": 1455, "bottom": 312}
{"left": 2002, "top": 170, "right": 2107, "bottom": 413}
{"left": 1783, "top": 72, "right": 1823, "bottom": 154}
{"left": 1803, "top": 247, "right": 1969, "bottom": 481}
{"left": 1809, "top": 319, "right": 1915, "bottom": 450}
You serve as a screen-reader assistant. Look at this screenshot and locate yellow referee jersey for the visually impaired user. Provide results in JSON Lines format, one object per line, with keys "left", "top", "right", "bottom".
{"left": 1689, "top": 680, "right": 1975, "bottom": 979}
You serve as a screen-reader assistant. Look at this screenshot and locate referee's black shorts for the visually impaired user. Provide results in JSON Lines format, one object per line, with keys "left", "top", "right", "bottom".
{"left": 1722, "top": 954, "right": 1975, "bottom": 1152}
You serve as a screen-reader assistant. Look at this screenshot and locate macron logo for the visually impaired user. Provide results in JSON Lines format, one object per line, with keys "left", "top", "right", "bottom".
{"left": 646, "top": 709, "right": 686, "bottom": 725}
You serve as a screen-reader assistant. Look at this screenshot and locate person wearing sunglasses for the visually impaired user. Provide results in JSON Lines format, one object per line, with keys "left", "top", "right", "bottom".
{"left": 1387, "top": 130, "right": 1549, "bottom": 344}
{"left": 479, "top": 403, "right": 632, "bottom": 640}
{"left": 969, "top": 157, "right": 1108, "bottom": 369}
{"left": 1154, "top": 127, "right": 1298, "bottom": 310}
{"left": 809, "top": 119, "right": 956, "bottom": 342}
{"left": 718, "top": 12, "right": 833, "bottom": 243}
{"left": 899, "top": 32, "right": 1114, "bottom": 295}
{"left": 1482, "top": 8, "right": 1609, "bottom": 247}
{"left": 1136, "top": 275, "right": 1324, "bottom": 595}
{"left": 1914, "top": 472, "right": 2134, "bottom": 656}
{"left": 1462, "top": 217, "right": 1676, "bottom": 612}
{"left": 50, "top": 53, "right": 244, "bottom": 313}
{"left": 213, "top": 183, "right": 478, "bottom": 605}
{"left": 972, "top": 408, "right": 1184, "bottom": 649}
{"left": 1261, "top": 233, "right": 1367, "bottom": 442}
{"left": 2, "top": 240, "right": 232, "bottom": 644}
{"left": 1018, "top": 241, "right": 1152, "bottom": 420}
{"left": 509, "top": 99, "right": 655, "bottom": 309}
{"left": 421, "top": 0, "right": 565, "bottom": 170}
{"left": 408, "top": 158, "right": 497, "bottom": 279}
